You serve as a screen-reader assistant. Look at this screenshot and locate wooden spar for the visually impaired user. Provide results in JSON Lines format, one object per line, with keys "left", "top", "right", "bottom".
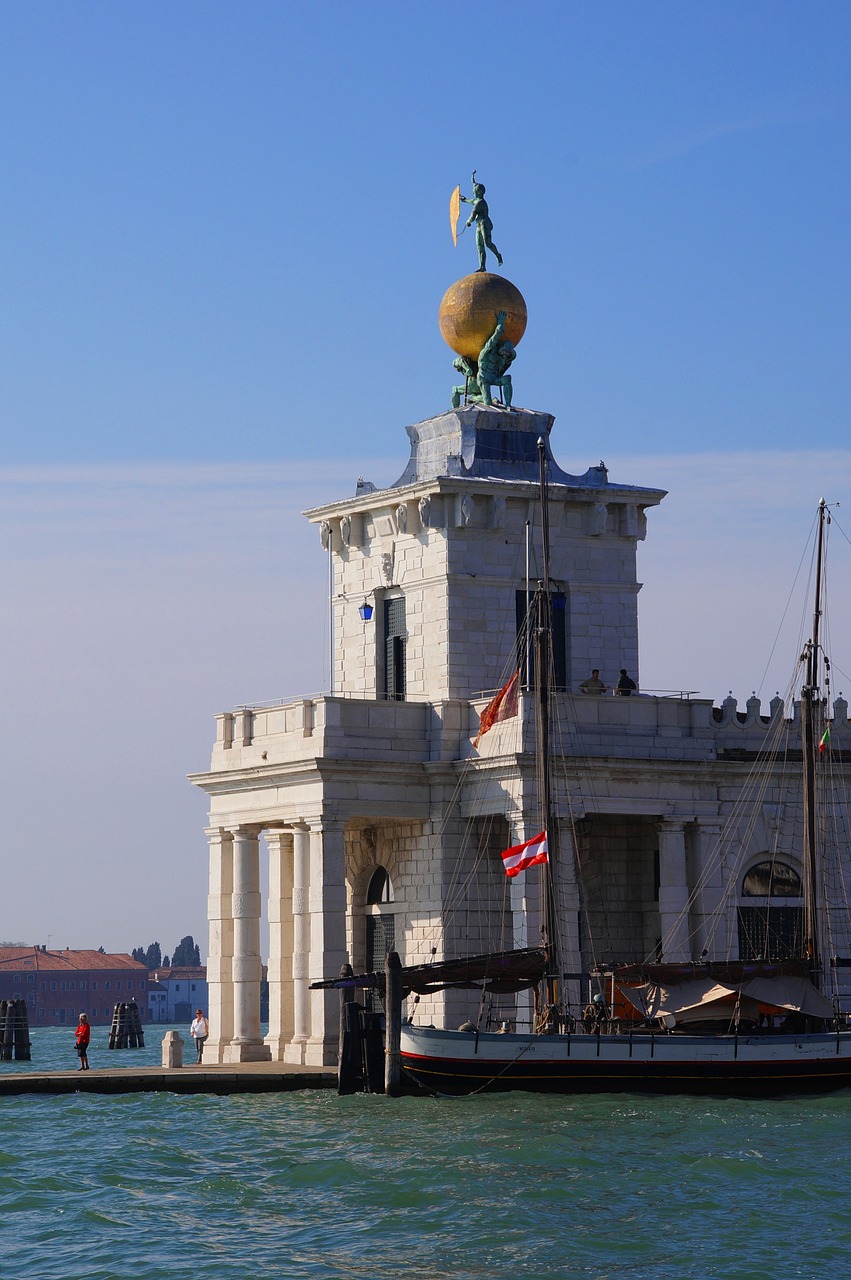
{"left": 803, "top": 498, "right": 828, "bottom": 987}
{"left": 384, "top": 950, "right": 403, "bottom": 1096}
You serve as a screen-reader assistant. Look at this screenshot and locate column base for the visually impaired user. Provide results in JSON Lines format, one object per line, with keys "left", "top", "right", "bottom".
{"left": 282, "top": 1041, "right": 307, "bottom": 1065}
{"left": 263, "top": 1034, "right": 292, "bottom": 1062}
{"left": 304, "top": 1037, "right": 339, "bottom": 1067}
{"left": 204, "top": 1040, "right": 230, "bottom": 1065}
{"left": 223, "top": 1041, "right": 272, "bottom": 1064}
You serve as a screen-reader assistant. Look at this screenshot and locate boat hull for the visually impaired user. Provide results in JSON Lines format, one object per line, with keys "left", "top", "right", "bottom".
{"left": 400, "top": 1025, "right": 851, "bottom": 1097}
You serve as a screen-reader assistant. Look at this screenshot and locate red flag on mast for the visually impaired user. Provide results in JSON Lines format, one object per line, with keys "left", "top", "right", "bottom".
{"left": 474, "top": 669, "right": 520, "bottom": 747}
{"left": 501, "top": 831, "right": 549, "bottom": 878}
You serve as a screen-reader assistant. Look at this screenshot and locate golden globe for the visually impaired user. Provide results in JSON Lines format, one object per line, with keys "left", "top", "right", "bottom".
{"left": 438, "top": 272, "right": 527, "bottom": 361}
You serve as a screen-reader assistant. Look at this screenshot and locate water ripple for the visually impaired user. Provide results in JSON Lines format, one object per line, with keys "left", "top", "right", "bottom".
{"left": 1, "top": 1074, "right": 850, "bottom": 1278}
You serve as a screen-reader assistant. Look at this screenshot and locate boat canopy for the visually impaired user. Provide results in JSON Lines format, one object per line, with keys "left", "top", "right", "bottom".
{"left": 617, "top": 973, "right": 836, "bottom": 1023}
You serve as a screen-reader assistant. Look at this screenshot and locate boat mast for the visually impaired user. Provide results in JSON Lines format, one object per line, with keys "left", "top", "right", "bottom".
{"left": 802, "top": 497, "right": 827, "bottom": 986}
{"left": 536, "top": 438, "right": 559, "bottom": 988}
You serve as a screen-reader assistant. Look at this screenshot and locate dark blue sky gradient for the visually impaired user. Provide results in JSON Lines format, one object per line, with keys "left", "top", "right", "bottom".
{"left": 2, "top": 2, "right": 849, "bottom": 464}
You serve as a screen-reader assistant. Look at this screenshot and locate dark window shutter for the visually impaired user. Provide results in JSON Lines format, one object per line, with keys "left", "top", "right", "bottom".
{"left": 737, "top": 906, "right": 804, "bottom": 960}
{"left": 366, "top": 914, "right": 396, "bottom": 1012}
{"left": 516, "top": 589, "right": 567, "bottom": 689}
{"left": 384, "top": 597, "right": 406, "bottom": 700}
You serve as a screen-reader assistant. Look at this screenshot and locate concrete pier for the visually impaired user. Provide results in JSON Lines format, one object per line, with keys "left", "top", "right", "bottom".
{"left": 0, "top": 1061, "right": 336, "bottom": 1098}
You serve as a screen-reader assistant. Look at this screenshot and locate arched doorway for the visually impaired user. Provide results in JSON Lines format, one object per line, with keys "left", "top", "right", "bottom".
{"left": 737, "top": 858, "right": 803, "bottom": 960}
{"left": 364, "top": 867, "right": 395, "bottom": 1011}
{"left": 365, "top": 866, "right": 395, "bottom": 967}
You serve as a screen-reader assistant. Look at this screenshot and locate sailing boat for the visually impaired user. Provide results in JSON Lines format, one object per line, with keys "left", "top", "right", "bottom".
{"left": 397, "top": 487, "right": 851, "bottom": 1096}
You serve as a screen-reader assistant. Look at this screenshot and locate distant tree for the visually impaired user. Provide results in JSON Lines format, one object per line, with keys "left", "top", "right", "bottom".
{"left": 171, "top": 935, "right": 202, "bottom": 967}
{"left": 131, "top": 946, "right": 146, "bottom": 964}
{"left": 162, "top": 954, "right": 170, "bottom": 968}
{"left": 144, "top": 942, "right": 162, "bottom": 970}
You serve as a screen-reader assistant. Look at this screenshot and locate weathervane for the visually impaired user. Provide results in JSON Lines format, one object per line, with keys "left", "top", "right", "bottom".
{"left": 442, "top": 170, "right": 525, "bottom": 410}
{"left": 449, "top": 170, "right": 503, "bottom": 272}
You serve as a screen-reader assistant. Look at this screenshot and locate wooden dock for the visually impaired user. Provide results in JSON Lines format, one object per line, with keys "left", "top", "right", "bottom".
{"left": 0, "top": 1061, "right": 337, "bottom": 1098}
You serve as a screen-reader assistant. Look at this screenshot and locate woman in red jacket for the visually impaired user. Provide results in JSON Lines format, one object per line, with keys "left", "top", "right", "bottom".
{"left": 75, "top": 1013, "right": 91, "bottom": 1071}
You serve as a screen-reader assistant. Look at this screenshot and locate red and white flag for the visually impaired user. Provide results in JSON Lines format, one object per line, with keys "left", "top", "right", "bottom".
{"left": 474, "top": 669, "right": 520, "bottom": 747}
{"left": 501, "top": 831, "right": 549, "bottom": 878}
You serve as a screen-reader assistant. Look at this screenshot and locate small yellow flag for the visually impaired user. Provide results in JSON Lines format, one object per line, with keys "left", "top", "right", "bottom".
{"left": 449, "top": 184, "right": 461, "bottom": 246}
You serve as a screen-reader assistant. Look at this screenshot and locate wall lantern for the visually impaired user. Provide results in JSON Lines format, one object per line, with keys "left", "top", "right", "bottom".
{"left": 358, "top": 600, "right": 374, "bottom": 622}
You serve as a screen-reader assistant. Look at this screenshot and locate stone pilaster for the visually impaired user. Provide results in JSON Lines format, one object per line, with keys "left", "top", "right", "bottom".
{"left": 306, "top": 820, "right": 348, "bottom": 1066}
{"left": 205, "top": 826, "right": 234, "bottom": 1063}
{"left": 284, "top": 825, "right": 311, "bottom": 1064}
{"left": 264, "top": 829, "right": 294, "bottom": 1062}
{"left": 224, "top": 826, "right": 271, "bottom": 1063}
{"left": 552, "top": 822, "right": 583, "bottom": 1011}
{"left": 688, "top": 821, "right": 727, "bottom": 960}
{"left": 658, "top": 819, "right": 691, "bottom": 962}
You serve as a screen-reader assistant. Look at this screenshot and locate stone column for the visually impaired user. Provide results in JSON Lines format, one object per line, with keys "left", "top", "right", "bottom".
{"left": 225, "top": 826, "right": 271, "bottom": 1063}
{"left": 285, "top": 825, "right": 311, "bottom": 1064}
{"left": 553, "top": 822, "right": 583, "bottom": 1013}
{"left": 658, "top": 819, "right": 691, "bottom": 962}
{"left": 264, "top": 829, "right": 294, "bottom": 1062}
{"left": 509, "top": 870, "right": 533, "bottom": 1031}
{"left": 689, "top": 821, "right": 727, "bottom": 960}
{"left": 206, "top": 827, "right": 234, "bottom": 1063}
{"left": 306, "top": 820, "right": 348, "bottom": 1066}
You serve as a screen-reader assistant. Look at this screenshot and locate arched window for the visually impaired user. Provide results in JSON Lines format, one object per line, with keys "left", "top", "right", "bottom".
{"left": 742, "top": 861, "right": 802, "bottom": 898}
{"left": 738, "top": 858, "right": 803, "bottom": 960}
{"left": 366, "top": 867, "right": 393, "bottom": 905}
{"left": 364, "top": 866, "right": 395, "bottom": 1011}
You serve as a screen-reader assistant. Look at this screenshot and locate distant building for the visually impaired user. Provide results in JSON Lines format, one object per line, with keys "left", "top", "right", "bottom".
{"left": 0, "top": 947, "right": 148, "bottom": 1026}
{"left": 148, "top": 979, "right": 167, "bottom": 1022}
{"left": 148, "top": 966, "right": 208, "bottom": 1024}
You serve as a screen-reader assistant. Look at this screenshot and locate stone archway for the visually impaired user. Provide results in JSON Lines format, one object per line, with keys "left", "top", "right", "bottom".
{"left": 737, "top": 857, "right": 804, "bottom": 960}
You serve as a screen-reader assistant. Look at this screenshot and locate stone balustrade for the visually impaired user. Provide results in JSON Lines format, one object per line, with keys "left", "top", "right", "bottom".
{"left": 208, "top": 689, "right": 851, "bottom": 780}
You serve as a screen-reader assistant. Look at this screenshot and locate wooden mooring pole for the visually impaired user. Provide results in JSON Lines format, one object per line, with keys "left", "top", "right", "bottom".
{"left": 107, "top": 1000, "right": 146, "bottom": 1049}
{"left": 0, "top": 1000, "right": 31, "bottom": 1061}
{"left": 337, "top": 964, "right": 361, "bottom": 1096}
{"left": 384, "top": 950, "right": 402, "bottom": 1097}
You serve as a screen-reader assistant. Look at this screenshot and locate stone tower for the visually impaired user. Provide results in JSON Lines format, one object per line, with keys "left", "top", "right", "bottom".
{"left": 193, "top": 218, "right": 845, "bottom": 1068}
{"left": 308, "top": 403, "right": 664, "bottom": 705}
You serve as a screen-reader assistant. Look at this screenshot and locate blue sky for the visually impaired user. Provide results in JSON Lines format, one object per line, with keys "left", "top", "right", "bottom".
{"left": 4, "top": 2, "right": 850, "bottom": 462}
{"left": 2, "top": 3, "right": 850, "bottom": 954}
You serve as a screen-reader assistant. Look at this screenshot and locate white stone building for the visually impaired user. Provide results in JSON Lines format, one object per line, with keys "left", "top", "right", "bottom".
{"left": 190, "top": 404, "right": 851, "bottom": 1065}
{"left": 147, "top": 966, "right": 209, "bottom": 1024}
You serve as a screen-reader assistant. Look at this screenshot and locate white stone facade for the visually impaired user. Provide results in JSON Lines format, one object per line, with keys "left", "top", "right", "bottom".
{"left": 191, "top": 406, "right": 851, "bottom": 1063}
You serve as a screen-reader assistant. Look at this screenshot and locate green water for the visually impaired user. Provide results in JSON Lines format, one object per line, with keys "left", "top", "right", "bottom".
{"left": 1, "top": 1022, "right": 185, "bottom": 1073}
{"left": 3, "top": 1030, "right": 850, "bottom": 1278}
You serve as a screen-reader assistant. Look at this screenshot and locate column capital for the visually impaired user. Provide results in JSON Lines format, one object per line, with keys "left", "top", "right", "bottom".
{"left": 205, "top": 825, "right": 234, "bottom": 841}
{"left": 264, "top": 828, "right": 293, "bottom": 850}
{"left": 306, "top": 817, "right": 346, "bottom": 836}
{"left": 657, "top": 817, "right": 688, "bottom": 835}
